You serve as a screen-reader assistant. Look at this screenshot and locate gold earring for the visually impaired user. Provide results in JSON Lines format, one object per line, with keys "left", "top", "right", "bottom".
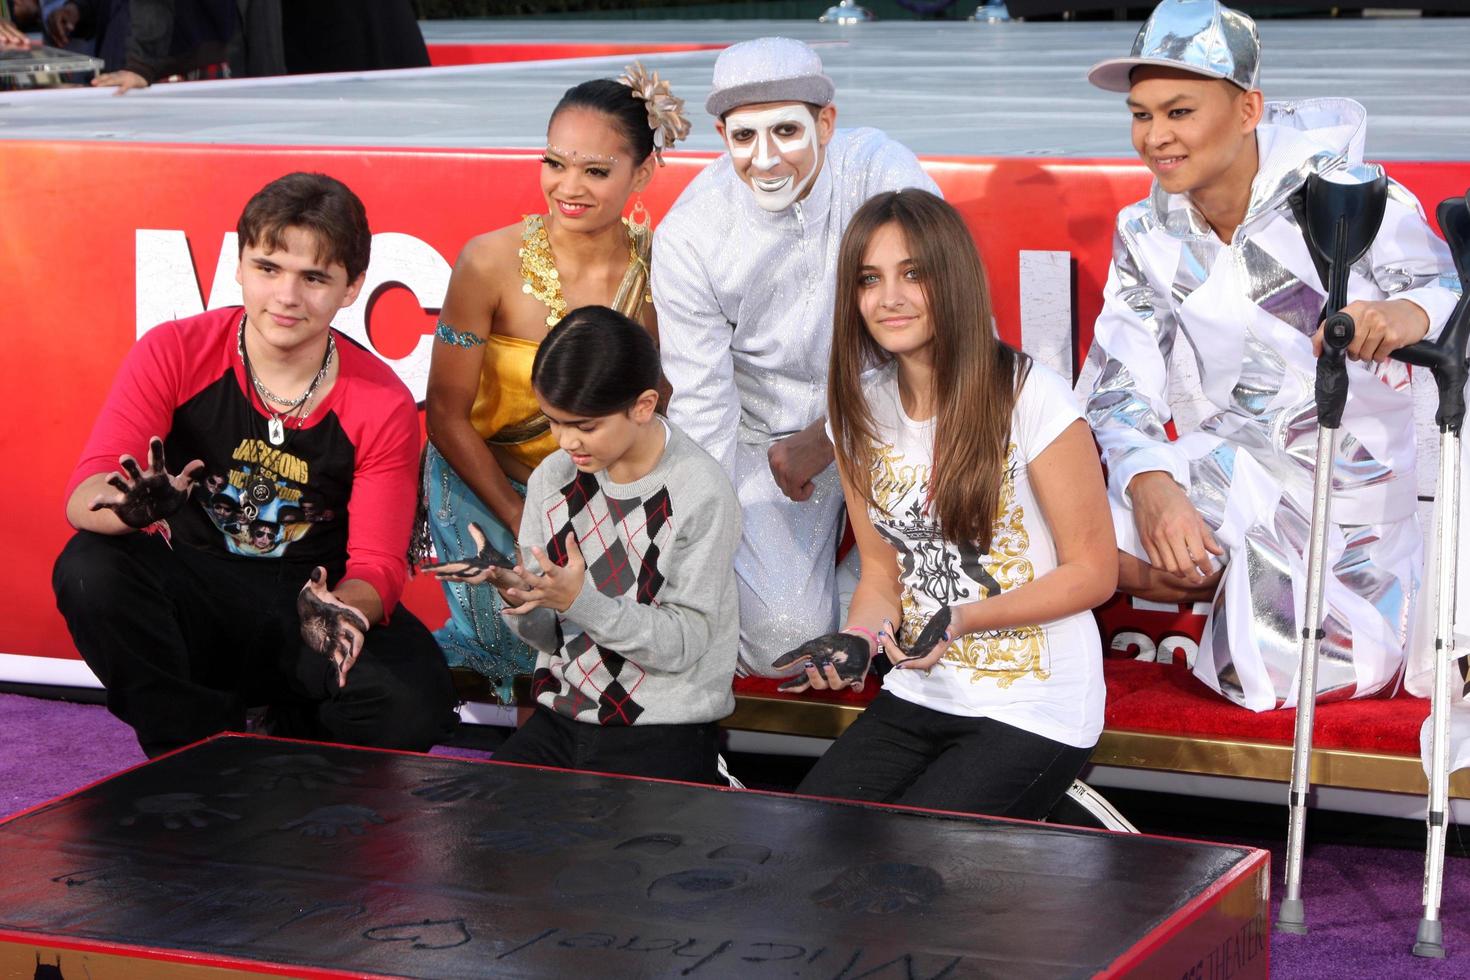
{"left": 629, "top": 196, "right": 651, "bottom": 232}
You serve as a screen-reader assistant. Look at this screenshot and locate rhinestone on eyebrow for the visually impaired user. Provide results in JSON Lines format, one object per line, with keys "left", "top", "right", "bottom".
{"left": 545, "top": 144, "right": 620, "bottom": 166}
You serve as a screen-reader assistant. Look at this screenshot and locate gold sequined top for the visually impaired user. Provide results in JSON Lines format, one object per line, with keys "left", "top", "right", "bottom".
{"left": 468, "top": 214, "right": 652, "bottom": 470}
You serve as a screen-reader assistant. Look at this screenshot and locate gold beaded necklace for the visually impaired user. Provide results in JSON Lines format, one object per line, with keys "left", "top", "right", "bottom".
{"left": 518, "top": 214, "right": 642, "bottom": 328}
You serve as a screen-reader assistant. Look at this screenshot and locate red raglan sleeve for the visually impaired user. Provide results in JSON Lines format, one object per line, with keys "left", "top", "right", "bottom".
{"left": 340, "top": 359, "right": 421, "bottom": 617}
{"left": 64, "top": 322, "right": 187, "bottom": 505}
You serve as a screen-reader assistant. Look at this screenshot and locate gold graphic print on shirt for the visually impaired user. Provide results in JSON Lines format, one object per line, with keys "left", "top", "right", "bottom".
{"left": 197, "top": 438, "right": 318, "bottom": 559}
{"left": 871, "top": 442, "right": 1047, "bottom": 688}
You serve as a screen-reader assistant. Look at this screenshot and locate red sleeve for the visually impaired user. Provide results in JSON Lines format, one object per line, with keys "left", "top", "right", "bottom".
{"left": 64, "top": 322, "right": 187, "bottom": 505}
{"left": 339, "top": 353, "right": 420, "bottom": 617}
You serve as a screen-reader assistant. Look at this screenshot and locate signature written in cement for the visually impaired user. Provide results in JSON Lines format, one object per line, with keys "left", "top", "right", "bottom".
{"left": 494, "top": 926, "right": 967, "bottom": 978}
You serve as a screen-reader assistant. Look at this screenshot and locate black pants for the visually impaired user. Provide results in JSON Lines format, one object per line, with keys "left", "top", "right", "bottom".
{"left": 496, "top": 705, "right": 722, "bottom": 784}
{"left": 53, "top": 530, "right": 458, "bottom": 758}
{"left": 796, "top": 691, "right": 1093, "bottom": 818}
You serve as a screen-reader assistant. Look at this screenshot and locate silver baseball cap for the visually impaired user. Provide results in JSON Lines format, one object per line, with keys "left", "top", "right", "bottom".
{"left": 705, "top": 37, "right": 836, "bottom": 119}
{"left": 1087, "top": 0, "right": 1260, "bottom": 93}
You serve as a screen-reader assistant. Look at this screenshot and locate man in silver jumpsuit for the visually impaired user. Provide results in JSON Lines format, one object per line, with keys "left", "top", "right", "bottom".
{"left": 652, "top": 37, "right": 938, "bottom": 676}
{"left": 1083, "top": 0, "right": 1460, "bottom": 710}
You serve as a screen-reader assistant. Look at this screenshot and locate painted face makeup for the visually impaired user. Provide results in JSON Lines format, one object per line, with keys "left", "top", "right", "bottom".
{"left": 721, "top": 104, "right": 821, "bottom": 212}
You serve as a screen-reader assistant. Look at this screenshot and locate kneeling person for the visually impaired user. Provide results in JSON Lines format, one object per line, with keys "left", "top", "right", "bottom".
{"left": 54, "top": 172, "right": 459, "bottom": 758}
{"left": 427, "top": 307, "right": 740, "bottom": 783}
{"left": 1084, "top": 0, "right": 1460, "bottom": 709}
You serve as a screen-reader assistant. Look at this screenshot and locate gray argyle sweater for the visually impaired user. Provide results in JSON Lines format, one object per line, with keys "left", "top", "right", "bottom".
{"left": 504, "top": 420, "right": 740, "bottom": 726}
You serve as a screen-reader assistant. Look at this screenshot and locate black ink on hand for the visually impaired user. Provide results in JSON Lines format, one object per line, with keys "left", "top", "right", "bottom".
{"left": 421, "top": 521, "right": 517, "bottom": 580}
{"left": 772, "top": 632, "right": 873, "bottom": 691}
{"left": 297, "top": 567, "right": 370, "bottom": 687}
{"left": 889, "top": 606, "right": 953, "bottom": 668}
{"left": 92, "top": 436, "right": 199, "bottom": 529}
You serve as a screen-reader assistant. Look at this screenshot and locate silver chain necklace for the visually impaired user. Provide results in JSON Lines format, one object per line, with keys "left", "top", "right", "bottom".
{"left": 237, "top": 314, "right": 336, "bottom": 446}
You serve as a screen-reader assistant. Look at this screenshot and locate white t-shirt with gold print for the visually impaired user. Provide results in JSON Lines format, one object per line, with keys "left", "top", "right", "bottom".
{"left": 864, "top": 360, "right": 1104, "bottom": 748}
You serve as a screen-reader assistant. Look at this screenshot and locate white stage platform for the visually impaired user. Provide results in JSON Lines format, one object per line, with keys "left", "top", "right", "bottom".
{"left": 0, "top": 18, "right": 1467, "bottom": 159}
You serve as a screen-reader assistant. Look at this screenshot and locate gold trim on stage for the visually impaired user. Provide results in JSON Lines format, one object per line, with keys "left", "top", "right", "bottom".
{"left": 724, "top": 694, "right": 869, "bottom": 740}
{"left": 1091, "top": 729, "right": 1470, "bottom": 798}
{"left": 2, "top": 942, "right": 275, "bottom": 979}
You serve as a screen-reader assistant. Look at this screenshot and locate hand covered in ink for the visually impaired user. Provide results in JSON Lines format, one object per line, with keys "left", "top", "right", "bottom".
{"left": 421, "top": 522, "right": 519, "bottom": 585}
{"left": 297, "top": 567, "right": 370, "bottom": 688}
{"left": 771, "top": 632, "right": 873, "bottom": 693}
{"left": 883, "top": 606, "right": 953, "bottom": 671}
{"left": 89, "top": 436, "right": 203, "bottom": 529}
{"left": 501, "top": 533, "right": 586, "bottom": 615}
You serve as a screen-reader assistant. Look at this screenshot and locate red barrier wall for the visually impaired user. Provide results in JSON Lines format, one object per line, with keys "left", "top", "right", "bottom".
{"left": 2, "top": 139, "right": 1464, "bottom": 670}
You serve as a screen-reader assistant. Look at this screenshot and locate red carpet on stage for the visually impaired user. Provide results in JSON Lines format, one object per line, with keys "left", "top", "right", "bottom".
{"left": 1101, "top": 659, "right": 1424, "bottom": 755}
{"left": 734, "top": 655, "right": 1427, "bottom": 756}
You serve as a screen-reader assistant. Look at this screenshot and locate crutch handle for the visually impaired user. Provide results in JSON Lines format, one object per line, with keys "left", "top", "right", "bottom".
{"left": 1316, "top": 311, "right": 1355, "bottom": 429}
{"left": 1322, "top": 310, "right": 1355, "bottom": 353}
{"left": 1391, "top": 319, "right": 1469, "bottom": 434}
{"left": 1390, "top": 192, "right": 1470, "bottom": 433}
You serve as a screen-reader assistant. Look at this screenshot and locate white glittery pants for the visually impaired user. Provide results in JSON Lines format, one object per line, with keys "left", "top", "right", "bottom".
{"left": 731, "top": 441, "right": 844, "bottom": 677}
{"left": 1114, "top": 434, "right": 1420, "bottom": 712}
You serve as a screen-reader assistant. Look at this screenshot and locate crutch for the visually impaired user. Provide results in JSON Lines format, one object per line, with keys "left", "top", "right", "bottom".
{"left": 1277, "top": 170, "right": 1389, "bottom": 935}
{"left": 1395, "top": 191, "right": 1470, "bottom": 958}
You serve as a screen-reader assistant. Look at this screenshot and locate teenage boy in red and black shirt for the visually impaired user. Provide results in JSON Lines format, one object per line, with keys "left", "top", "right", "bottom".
{"left": 54, "top": 172, "right": 457, "bottom": 758}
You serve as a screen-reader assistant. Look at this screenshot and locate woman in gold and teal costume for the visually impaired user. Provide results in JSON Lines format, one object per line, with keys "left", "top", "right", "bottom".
{"left": 421, "top": 67, "right": 688, "bottom": 699}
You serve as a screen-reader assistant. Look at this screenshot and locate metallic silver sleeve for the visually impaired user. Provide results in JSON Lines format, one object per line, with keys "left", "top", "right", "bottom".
{"left": 1085, "top": 216, "right": 1194, "bottom": 502}
{"left": 1368, "top": 181, "right": 1463, "bottom": 342}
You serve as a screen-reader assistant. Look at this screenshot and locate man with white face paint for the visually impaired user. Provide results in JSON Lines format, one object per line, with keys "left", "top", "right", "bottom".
{"left": 652, "top": 36, "right": 938, "bottom": 676}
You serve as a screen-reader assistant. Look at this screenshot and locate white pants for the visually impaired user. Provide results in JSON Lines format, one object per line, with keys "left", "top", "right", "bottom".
{"left": 730, "top": 442, "right": 844, "bottom": 677}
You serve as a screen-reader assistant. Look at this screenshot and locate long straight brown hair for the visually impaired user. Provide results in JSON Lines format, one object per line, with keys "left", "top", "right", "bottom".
{"left": 828, "top": 189, "right": 1029, "bottom": 554}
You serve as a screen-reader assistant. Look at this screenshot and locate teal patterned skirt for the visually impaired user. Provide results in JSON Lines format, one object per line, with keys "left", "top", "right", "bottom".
{"left": 422, "top": 443, "right": 535, "bottom": 703}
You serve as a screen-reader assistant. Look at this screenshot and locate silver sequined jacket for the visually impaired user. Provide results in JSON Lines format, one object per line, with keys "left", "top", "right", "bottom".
{"left": 1086, "top": 98, "right": 1460, "bottom": 526}
{"left": 652, "top": 128, "right": 938, "bottom": 477}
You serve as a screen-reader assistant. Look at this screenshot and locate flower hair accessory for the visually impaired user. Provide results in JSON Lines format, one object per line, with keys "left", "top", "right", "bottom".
{"left": 618, "top": 62, "right": 691, "bottom": 166}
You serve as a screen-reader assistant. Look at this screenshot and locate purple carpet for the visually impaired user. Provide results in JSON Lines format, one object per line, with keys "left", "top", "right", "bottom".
{"left": 2, "top": 692, "right": 1467, "bottom": 976}
{"left": 0, "top": 692, "right": 495, "bottom": 820}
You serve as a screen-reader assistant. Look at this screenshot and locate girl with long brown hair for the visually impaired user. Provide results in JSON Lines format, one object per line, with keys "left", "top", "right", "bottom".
{"left": 787, "top": 189, "right": 1117, "bottom": 817}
